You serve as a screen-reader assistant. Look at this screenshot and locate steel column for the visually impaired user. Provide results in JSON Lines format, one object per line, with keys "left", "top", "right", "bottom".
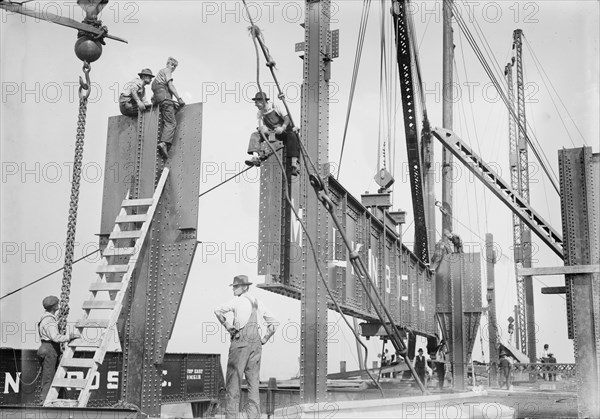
{"left": 300, "top": 0, "right": 330, "bottom": 404}
{"left": 486, "top": 233, "right": 499, "bottom": 386}
{"left": 558, "top": 147, "right": 599, "bottom": 418}
{"left": 441, "top": 0, "right": 454, "bottom": 234}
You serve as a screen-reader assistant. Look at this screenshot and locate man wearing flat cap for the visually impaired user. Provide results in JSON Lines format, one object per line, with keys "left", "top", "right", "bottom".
{"left": 214, "top": 275, "right": 278, "bottom": 419}
{"left": 119, "top": 68, "right": 155, "bottom": 116}
{"left": 37, "top": 295, "right": 79, "bottom": 404}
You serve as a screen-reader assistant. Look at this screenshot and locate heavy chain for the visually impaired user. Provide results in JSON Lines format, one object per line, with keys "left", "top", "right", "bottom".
{"left": 57, "top": 62, "right": 91, "bottom": 333}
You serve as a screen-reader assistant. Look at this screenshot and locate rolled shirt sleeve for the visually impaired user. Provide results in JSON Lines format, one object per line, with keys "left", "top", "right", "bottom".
{"left": 39, "top": 314, "right": 71, "bottom": 343}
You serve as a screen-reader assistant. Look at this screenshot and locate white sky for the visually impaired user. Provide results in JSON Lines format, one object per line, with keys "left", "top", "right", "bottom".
{"left": 1, "top": 1, "right": 598, "bottom": 381}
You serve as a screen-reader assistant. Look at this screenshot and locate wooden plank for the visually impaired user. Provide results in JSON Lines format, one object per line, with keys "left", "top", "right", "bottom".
{"left": 52, "top": 378, "right": 87, "bottom": 389}
{"left": 75, "top": 319, "right": 109, "bottom": 328}
{"left": 59, "top": 358, "right": 96, "bottom": 368}
{"left": 121, "top": 198, "right": 153, "bottom": 207}
{"left": 109, "top": 230, "right": 142, "bottom": 239}
{"left": 82, "top": 300, "right": 117, "bottom": 309}
{"left": 68, "top": 338, "right": 101, "bottom": 348}
{"left": 102, "top": 247, "right": 136, "bottom": 257}
{"left": 518, "top": 264, "right": 600, "bottom": 276}
{"left": 96, "top": 264, "right": 129, "bottom": 273}
{"left": 115, "top": 214, "right": 147, "bottom": 223}
{"left": 89, "top": 282, "right": 123, "bottom": 291}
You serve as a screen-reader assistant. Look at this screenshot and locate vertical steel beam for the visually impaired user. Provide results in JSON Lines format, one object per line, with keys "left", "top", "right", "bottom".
{"left": 441, "top": 0, "right": 454, "bottom": 233}
{"left": 300, "top": 0, "right": 330, "bottom": 404}
{"left": 486, "top": 233, "right": 499, "bottom": 386}
{"left": 559, "top": 147, "right": 599, "bottom": 418}
{"left": 450, "top": 253, "right": 465, "bottom": 390}
{"left": 513, "top": 29, "right": 536, "bottom": 361}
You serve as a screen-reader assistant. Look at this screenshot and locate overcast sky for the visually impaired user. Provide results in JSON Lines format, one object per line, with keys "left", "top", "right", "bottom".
{"left": 1, "top": 1, "right": 598, "bottom": 380}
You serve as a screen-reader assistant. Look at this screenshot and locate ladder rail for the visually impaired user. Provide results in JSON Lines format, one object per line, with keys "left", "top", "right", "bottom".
{"left": 44, "top": 167, "right": 170, "bottom": 407}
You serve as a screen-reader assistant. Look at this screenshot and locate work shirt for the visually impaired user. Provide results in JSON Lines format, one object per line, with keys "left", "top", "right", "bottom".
{"left": 256, "top": 102, "right": 286, "bottom": 130}
{"left": 215, "top": 292, "right": 277, "bottom": 331}
{"left": 121, "top": 77, "right": 147, "bottom": 101}
{"left": 38, "top": 312, "right": 70, "bottom": 343}
{"left": 151, "top": 67, "right": 174, "bottom": 103}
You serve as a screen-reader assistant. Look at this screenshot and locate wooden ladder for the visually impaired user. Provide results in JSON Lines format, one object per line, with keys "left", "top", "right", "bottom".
{"left": 44, "top": 167, "right": 170, "bottom": 407}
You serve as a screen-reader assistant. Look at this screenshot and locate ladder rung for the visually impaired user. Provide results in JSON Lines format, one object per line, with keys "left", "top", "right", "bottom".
{"left": 122, "top": 198, "right": 153, "bottom": 207}
{"left": 82, "top": 300, "right": 117, "bottom": 309}
{"left": 52, "top": 378, "right": 87, "bottom": 389}
{"left": 102, "top": 247, "right": 137, "bottom": 257}
{"left": 89, "top": 282, "right": 123, "bottom": 292}
{"left": 115, "top": 214, "right": 147, "bottom": 223}
{"left": 109, "top": 230, "right": 142, "bottom": 240}
{"left": 46, "top": 399, "right": 79, "bottom": 407}
{"left": 68, "top": 338, "right": 101, "bottom": 348}
{"left": 96, "top": 264, "right": 129, "bottom": 273}
{"left": 60, "top": 358, "right": 97, "bottom": 368}
{"left": 76, "top": 319, "right": 109, "bottom": 328}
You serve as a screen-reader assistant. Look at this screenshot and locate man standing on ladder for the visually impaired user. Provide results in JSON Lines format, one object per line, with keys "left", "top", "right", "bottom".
{"left": 37, "top": 295, "right": 79, "bottom": 404}
{"left": 152, "top": 57, "right": 185, "bottom": 159}
{"left": 214, "top": 275, "right": 278, "bottom": 418}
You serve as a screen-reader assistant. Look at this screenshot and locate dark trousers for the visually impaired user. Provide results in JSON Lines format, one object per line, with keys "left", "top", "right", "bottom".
{"left": 119, "top": 95, "right": 140, "bottom": 116}
{"left": 159, "top": 100, "right": 177, "bottom": 145}
{"left": 37, "top": 341, "right": 61, "bottom": 404}
{"left": 248, "top": 129, "right": 300, "bottom": 159}
{"left": 436, "top": 363, "right": 446, "bottom": 389}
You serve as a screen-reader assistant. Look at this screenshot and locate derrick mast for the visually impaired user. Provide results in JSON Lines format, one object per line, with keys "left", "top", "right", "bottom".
{"left": 507, "top": 29, "right": 536, "bottom": 361}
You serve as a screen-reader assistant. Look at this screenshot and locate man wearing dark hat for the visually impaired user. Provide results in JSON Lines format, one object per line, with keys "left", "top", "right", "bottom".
{"left": 119, "top": 68, "right": 155, "bottom": 116}
{"left": 245, "top": 91, "right": 301, "bottom": 176}
{"left": 37, "top": 295, "right": 79, "bottom": 404}
{"left": 214, "top": 275, "right": 278, "bottom": 419}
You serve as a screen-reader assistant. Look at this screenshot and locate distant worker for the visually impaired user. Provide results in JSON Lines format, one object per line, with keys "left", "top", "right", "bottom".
{"left": 152, "top": 57, "right": 185, "bottom": 159}
{"left": 445, "top": 230, "right": 463, "bottom": 253}
{"left": 214, "top": 275, "right": 278, "bottom": 419}
{"left": 244, "top": 91, "right": 300, "bottom": 176}
{"left": 414, "top": 348, "right": 427, "bottom": 386}
{"left": 540, "top": 343, "right": 550, "bottom": 380}
{"left": 37, "top": 296, "right": 79, "bottom": 404}
{"left": 547, "top": 353, "right": 557, "bottom": 381}
{"left": 434, "top": 340, "right": 447, "bottom": 389}
{"left": 430, "top": 230, "right": 454, "bottom": 271}
{"left": 119, "top": 68, "right": 154, "bottom": 116}
{"left": 499, "top": 353, "right": 512, "bottom": 390}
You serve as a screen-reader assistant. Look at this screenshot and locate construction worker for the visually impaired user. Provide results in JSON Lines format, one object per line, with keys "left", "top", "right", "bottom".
{"left": 119, "top": 68, "right": 154, "bottom": 116}
{"left": 37, "top": 295, "right": 79, "bottom": 404}
{"left": 245, "top": 91, "right": 300, "bottom": 176}
{"left": 214, "top": 275, "right": 278, "bottom": 419}
{"left": 414, "top": 348, "right": 427, "bottom": 386}
{"left": 152, "top": 57, "right": 185, "bottom": 159}
{"left": 499, "top": 353, "right": 512, "bottom": 390}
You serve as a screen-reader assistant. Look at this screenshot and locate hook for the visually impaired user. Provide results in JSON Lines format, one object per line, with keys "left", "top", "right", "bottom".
{"left": 78, "top": 62, "right": 92, "bottom": 100}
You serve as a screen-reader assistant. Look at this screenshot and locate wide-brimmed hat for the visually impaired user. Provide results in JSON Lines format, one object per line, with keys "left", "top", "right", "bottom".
{"left": 138, "top": 68, "right": 155, "bottom": 78}
{"left": 252, "top": 91, "right": 269, "bottom": 102}
{"left": 42, "top": 295, "right": 59, "bottom": 310}
{"left": 229, "top": 275, "right": 253, "bottom": 287}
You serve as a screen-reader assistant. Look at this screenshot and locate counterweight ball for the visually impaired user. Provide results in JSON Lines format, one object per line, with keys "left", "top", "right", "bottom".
{"left": 74, "top": 36, "right": 103, "bottom": 63}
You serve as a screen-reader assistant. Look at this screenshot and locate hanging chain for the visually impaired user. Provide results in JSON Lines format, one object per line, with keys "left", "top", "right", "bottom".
{"left": 57, "top": 62, "right": 91, "bottom": 333}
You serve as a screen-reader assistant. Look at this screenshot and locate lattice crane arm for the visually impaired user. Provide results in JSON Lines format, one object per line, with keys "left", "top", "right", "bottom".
{"left": 430, "top": 127, "right": 564, "bottom": 259}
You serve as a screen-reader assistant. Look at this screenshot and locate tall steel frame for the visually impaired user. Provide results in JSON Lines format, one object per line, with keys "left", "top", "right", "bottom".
{"left": 506, "top": 29, "right": 536, "bottom": 360}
